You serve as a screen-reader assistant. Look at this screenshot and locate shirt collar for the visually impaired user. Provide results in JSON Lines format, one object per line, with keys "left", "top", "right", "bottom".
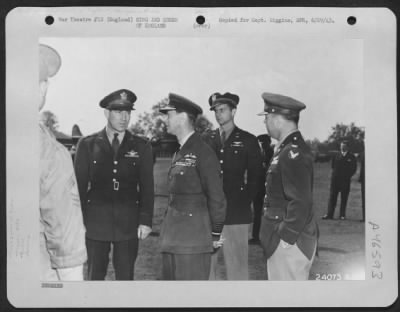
{"left": 179, "top": 131, "right": 195, "bottom": 148}
{"left": 219, "top": 122, "right": 235, "bottom": 139}
{"left": 106, "top": 126, "right": 125, "bottom": 144}
{"left": 274, "top": 129, "right": 299, "bottom": 153}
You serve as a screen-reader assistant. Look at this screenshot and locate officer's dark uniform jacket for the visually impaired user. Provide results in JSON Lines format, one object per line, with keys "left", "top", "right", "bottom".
{"left": 202, "top": 127, "right": 263, "bottom": 224}
{"left": 260, "top": 131, "right": 318, "bottom": 260}
{"left": 331, "top": 152, "right": 357, "bottom": 187}
{"left": 74, "top": 128, "right": 154, "bottom": 241}
{"left": 160, "top": 132, "right": 226, "bottom": 254}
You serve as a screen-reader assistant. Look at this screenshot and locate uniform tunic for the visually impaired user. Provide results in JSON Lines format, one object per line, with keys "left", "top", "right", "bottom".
{"left": 260, "top": 131, "right": 318, "bottom": 261}
{"left": 202, "top": 127, "right": 263, "bottom": 224}
{"left": 74, "top": 128, "right": 154, "bottom": 242}
{"left": 160, "top": 132, "right": 226, "bottom": 254}
{"left": 39, "top": 123, "right": 87, "bottom": 276}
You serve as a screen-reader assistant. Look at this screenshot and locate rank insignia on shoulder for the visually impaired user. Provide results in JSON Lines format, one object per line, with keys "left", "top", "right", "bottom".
{"left": 288, "top": 150, "right": 299, "bottom": 159}
{"left": 125, "top": 150, "right": 139, "bottom": 158}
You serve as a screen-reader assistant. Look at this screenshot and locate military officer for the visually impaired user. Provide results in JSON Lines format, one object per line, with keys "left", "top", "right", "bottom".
{"left": 159, "top": 93, "right": 226, "bottom": 280}
{"left": 39, "top": 44, "right": 87, "bottom": 281}
{"left": 74, "top": 89, "right": 154, "bottom": 280}
{"left": 203, "top": 92, "right": 263, "bottom": 280}
{"left": 322, "top": 140, "right": 357, "bottom": 220}
{"left": 250, "top": 134, "right": 274, "bottom": 244}
{"left": 358, "top": 150, "right": 365, "bottom": 222}
{"left": 257, "top": 92, "right": 318, "bottom": 280}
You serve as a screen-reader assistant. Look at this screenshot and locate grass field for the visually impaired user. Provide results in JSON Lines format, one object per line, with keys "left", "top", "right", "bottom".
{"left": 93, "top": 158, "right": 365, "bottom": 280}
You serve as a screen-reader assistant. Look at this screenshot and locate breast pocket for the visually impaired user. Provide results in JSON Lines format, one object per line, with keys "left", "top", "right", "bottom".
{"left": 169, "top": 165, "right": 202, "bottom": 193}
{"left": 90, "top": 158, "right": 108, "bottom": 181}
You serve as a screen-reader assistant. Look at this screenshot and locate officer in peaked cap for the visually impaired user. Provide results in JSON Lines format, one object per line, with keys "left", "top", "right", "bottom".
{"left": 208, "top": 92, "right": 240, "bottom": 111}
{"left": 203, "top": 91, "right": 263, "bottom": 280}
{"left": 159, "top": 92, "right": 203, "bottom": 116}
{"left": 39, "top": 44, "right": 61, "bottom": 83}
{"left": 74, "top": 88, "right": 154, "bottom": 280}
{"left": 39, "top": 44, "right": 87, "bottom": 281}
{"left": 258, "top": 92, "right": 318, "bottom": 280}
{"left": 39, "top": 44, "right": 62, "bottom": 111}
{"left": 158, "top": 93, "right": 226, "bottom": 280}
{"left": 99, "top": 89, "right": 137, "bottom": 111}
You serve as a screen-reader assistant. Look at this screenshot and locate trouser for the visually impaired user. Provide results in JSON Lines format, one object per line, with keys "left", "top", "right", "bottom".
{"left": 86, "top": 238, "right": 138, "bottom": 280}
{"left": 327, "top": 181, "right": 351, "bottom": 217}
{"left": 40, "top": 232, "right": 84, "bottom": 281}
{"left": 209, "top": 224, "right": 249, "bottom": 280}
{"left": 267, "top": 240, "right": 316, "bottom": 280}
{"left": 252, "top": 191, "right": 265, "bottom": 240}
{"left": 162, "top": 253, "right": 211, "bottom": 280}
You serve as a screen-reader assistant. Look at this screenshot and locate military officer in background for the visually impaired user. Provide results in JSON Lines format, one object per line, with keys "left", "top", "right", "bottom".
{"left": 322, "top": 140, "right": 357, "bottom": 220}
{"left": 358, "top": 150, "right": 365, "bottom": 222}
{"left": 257, "top": 92, "right": 318, "bottom": 280}
{"left": 249, "top": 134, "right": 274, "bottom": 244}
{"left": 203, "top": 92, "right": 263, "bottom": 280}
{"left": 74, "top": 89, "right": 154, "bottom": 280}
{"left": 159, "top": 93, "right": 226, "bottom": 280}
{"left": 39, "top": 44, "right": 87, "bottom": 281}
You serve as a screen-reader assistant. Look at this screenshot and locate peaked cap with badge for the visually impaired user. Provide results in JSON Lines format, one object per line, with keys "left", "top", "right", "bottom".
{"left": 258, "top": 92, "right": 318, "bottom": 272}
{"left": 99, "top": 89, "right": 137, "bottom": 111}
{"left": 39, "top": 44, "right": 62, "bottom": 82}
{"left": 258, "top": 92, "right": 306, "bottom": 117}
{"left": 159, "top": 93, "right": 203, "bottom": 117}
{"left": 208, "top": 92, "right": 240, "bottom": 111}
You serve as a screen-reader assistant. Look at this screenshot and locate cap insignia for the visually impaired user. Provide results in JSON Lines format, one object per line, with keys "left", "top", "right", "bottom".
{"left": 120, "top": 92, "right": 128, "bottom": 101}
{"left": 212, "top": 94, "right": 217, "bottom": 102}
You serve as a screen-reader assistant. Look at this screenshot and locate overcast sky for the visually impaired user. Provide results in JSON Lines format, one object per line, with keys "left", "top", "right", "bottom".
{"left": 41, "top": 37, "right": 364, "bottom": 142}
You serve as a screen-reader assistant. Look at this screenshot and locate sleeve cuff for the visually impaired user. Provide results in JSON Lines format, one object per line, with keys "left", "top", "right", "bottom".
{"left": 277, "top": 223, "right": 299, "bottom": 245}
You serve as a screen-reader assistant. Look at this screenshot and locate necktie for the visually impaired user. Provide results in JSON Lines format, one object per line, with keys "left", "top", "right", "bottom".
{"left": 220, "top": 130, "right": 226, "bottom": 147}
{"left": 112, "top": 133, "right": 120, "bottom": 158}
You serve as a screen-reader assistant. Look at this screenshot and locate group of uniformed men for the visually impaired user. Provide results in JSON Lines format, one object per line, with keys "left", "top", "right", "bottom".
{"left": 39, "top": 43, "right": 319, "bottom": 282}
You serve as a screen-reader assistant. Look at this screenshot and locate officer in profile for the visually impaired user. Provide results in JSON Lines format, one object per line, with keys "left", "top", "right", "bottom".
{"left": 74, "top": 89, "right": 154, "bottom": 280}
{"left": 257, "top": 92, "right": 318, "bottom": 280}
{"left": 249, "top": 134, "right": 274, "bottom": 244}
{"left": 159, "top": 93, "right": 226, "bottom": 280}
{"left": 203, "top": 92, "right": 263, "bottom": 280}
{"left": 39, "top": 44, "right": 87, "bottom": 281}
{"left": 322, "top": 140, "right": 357, "bottom": 220}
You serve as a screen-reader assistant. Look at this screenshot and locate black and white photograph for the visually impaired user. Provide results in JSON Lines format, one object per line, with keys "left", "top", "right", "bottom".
{"left": 5, "top": 6, "right": 397, "bottom": 308}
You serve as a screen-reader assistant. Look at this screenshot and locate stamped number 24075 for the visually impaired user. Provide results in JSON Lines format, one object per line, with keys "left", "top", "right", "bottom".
{"left": 315, "top": 273, "right": 342, "bottom": 280}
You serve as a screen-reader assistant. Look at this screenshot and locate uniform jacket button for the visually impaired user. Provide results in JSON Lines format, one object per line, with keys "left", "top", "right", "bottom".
{"left": 113, "top": 169, "right": 117, "bottom": 173}
{"left": 114, "top": 161, "right": 118, "bottom": 165}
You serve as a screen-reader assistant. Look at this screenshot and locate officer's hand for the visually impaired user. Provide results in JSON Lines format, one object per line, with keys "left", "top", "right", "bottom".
{"left": 137, "top": 225, "right": 152, "bottom": 240}
{"left": 212, "top": 234, "right": 225, "bottom": 253}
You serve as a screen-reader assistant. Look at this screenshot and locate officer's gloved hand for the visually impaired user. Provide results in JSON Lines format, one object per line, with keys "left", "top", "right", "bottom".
{"left": 212, "top": 234, "right": 225, "bottom": 254}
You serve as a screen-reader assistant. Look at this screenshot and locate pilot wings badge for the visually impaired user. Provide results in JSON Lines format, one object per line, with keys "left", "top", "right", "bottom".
{"left": 125, "top": 150, "right": 139, "bottom": 158}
